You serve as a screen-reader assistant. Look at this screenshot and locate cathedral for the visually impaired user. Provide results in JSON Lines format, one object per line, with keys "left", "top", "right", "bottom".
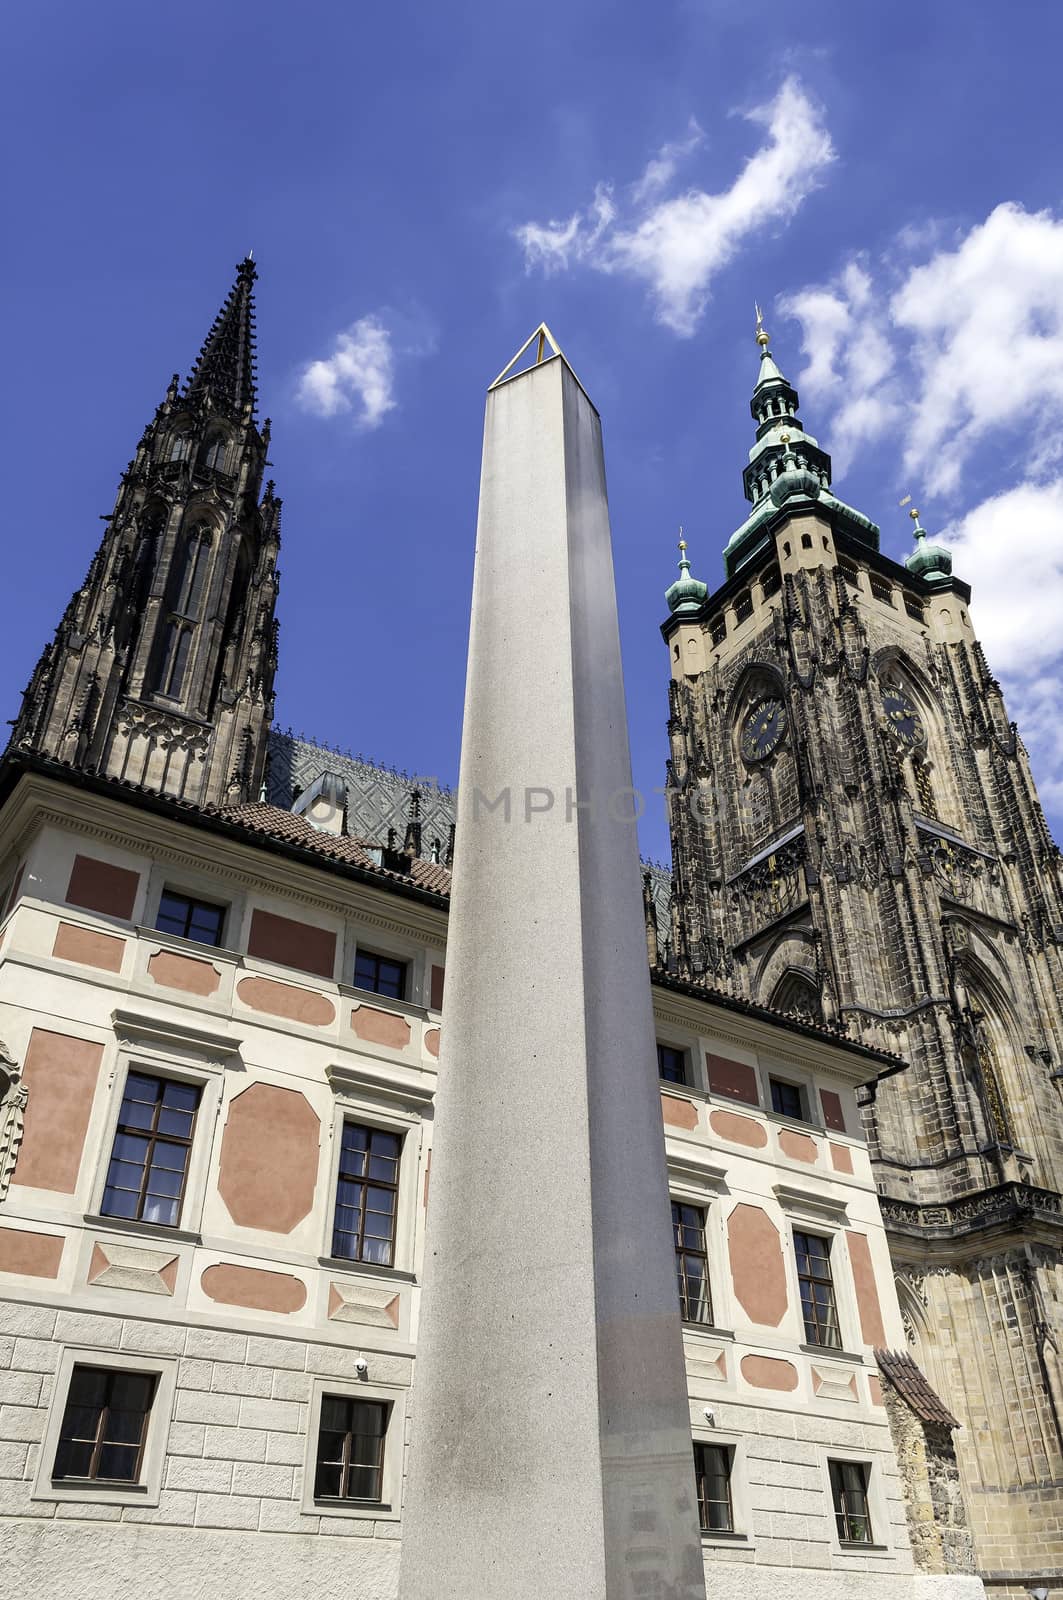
{"left": 0, "top": 258, "right": 1057, "bottom": 1598}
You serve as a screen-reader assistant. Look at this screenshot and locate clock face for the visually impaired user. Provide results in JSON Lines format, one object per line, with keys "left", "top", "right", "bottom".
{"left": 882, "top": 686, "right": 925, "bottom": 747}
{"left": 740, "top": 698, "right": 786, "bottom": 762}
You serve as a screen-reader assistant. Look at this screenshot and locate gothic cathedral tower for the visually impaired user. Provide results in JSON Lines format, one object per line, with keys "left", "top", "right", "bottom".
{"left": 662, "top": 317, "right": 1063, "bottom": 1585}
{"left": 9, "top": 258, "right": 281, "bottom": 807}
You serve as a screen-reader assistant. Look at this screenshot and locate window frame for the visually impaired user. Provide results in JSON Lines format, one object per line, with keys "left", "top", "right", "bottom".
{"left": 87, "top": 1021, "right": 232, "bottom": 1241}
{"left": 672, "top": 1199, "right": 713, "bottom": 1326}
{"left": 31, "top": 1346, "right": 176, "bottom": 1507}
{"left": 793, "top": 1228, "right": 843, "bottom": 1350}
{"left": 352, "top": 947, "right": 409, "bottom": 1002}
{"left": 98, "top": 1069, "right": 202, "bottom": 1230}
{"left": 154, "top": 887, "right": 228, "bottom": 948}
{"left": 769, "top": 1075, "right": 809, "bottom": 1122}
{"left": 301, "top": 1376, "right": 407, "bottom": 1521}
{"left": 693, "top": 1439, "right": 734, "bottom": 1534}
{"left": 690, "top": 1429, "right": 750, "bottom": 1546}
{"left": 819, "top": 1451, "right": 893, "bottom": 1555}
{"left": 667, "top": 1154, "right": 730, "bottom": 1335}
{"left": 657, "top": 1041, "right": 691, "bottom": 1087}
{"left": 330, "top": 1118, "right": 403, "bottom": 1269}
{"left": 322, "top": 1078, "right": 424, "bottom": 1281}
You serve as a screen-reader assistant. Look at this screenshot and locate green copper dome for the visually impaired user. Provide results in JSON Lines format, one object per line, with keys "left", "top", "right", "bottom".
{"left": 665, "top": 537, "right": 708, "bottom": 616}
{"left": 904, "top": 512, "right": 952, "bottom": 586}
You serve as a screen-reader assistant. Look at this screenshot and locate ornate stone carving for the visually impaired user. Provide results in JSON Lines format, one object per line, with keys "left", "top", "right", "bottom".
{"left": 0, "top": 1039, "right": 27, "bottom": 1202}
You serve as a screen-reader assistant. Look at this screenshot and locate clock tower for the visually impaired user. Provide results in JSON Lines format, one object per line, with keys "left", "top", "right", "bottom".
{"left": 661, "top": 316, "right": 1063, "bottom": 1589}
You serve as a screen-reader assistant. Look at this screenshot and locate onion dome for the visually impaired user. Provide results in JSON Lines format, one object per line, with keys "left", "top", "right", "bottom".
{"left": 665, "top": 532, "right": 708, "bottom": 616}
{"left": 903, "top": 508, "right": 952, "bottom": 585}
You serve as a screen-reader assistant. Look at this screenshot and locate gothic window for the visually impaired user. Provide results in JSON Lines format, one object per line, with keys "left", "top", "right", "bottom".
{"left": 167, "top": 432, "right": 191, "bottom": 462}
{"left": 769, "top": 970, "right": 823, "bottom": 1024}
{"left": 170, "top": 526, "right": 212, "bottom": 620}
{"left": 154, "top": 621, "right": 192, "bottom": 699}
{"left": 197, "top": 433, "right": 228, "bottom": 474}
{"left": 747, "top": 773, "right": 772, "bottom": 842}
{"left": 773, "top": 750, "right": 798, "bottom": 824}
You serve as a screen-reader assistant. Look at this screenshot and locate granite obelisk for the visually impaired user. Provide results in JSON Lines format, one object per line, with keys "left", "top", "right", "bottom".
{"left": 397, "top": 330, "right": 706, "bottom": 1600}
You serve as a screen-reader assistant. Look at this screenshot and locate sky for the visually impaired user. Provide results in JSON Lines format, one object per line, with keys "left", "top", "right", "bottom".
{"left": 4, "top": 0, "right": 1063, "bottom": 865}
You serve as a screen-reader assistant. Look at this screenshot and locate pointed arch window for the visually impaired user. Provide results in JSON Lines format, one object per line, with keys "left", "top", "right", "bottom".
{"left": 770, "top": 970, "right": 823, "bottom": 1025}
{"left": 155, "top": 622, "right": 193, "bottom": 700}
{"left": 170, "top": 526, "right": 212, "bottom": 621}
{"left": 198, "top": 434, "right": 228, "bottom": 474}
{"left": 167, "top": 432, "right": 192, "bottom": 462}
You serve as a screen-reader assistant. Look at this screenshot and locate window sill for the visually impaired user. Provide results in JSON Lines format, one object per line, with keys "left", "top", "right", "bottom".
{"left": 700, "top": 1530, "right": 748, "bottom": 1546}
{"left": 84, "top": 1213, "right": 202, "bottom": 1247}
{"left": 35, "top": 1478, "right": 154, "bottom": 1508}
{"left": 317, "top": 1256, "right": 415, "bottom": 1284}
{"left": 139, "top": 924, "right": 238, "bottom": 964}
{"left": 682, "top": 1323, "right": 735, "bottom": 1342}
{"left": 311, "top": 1497, "right": 394, "bottom": 1521}
{"left": 800, "top": 1342, "right": 864, "bottom": 1364}
{"left": 838, "top": 1543, "right": 890, "bottom": 1554}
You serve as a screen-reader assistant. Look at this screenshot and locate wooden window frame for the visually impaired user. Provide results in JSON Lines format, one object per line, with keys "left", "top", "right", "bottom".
{"left": 154, "top": 887, "right": 226, "bottom": 947}
{"left": 301, "top": 1377, "right": 407, "bottom": 1521}
{"left": 99, "top": 1070, "right": 201, "bottom": 1230}
{"left": 829, "top": 1458, "right": 874, "bottom": 1544}
{"left": 769, "top": 1076, "right": 807, "bottom": 1121}
{"left": 32, "top": 1347, "right": 177, "bottom": 1507}
{"left": 694, "top": 1441, "right": 734, "bottom": 1533}
{"left": 53, "top": 1364, "right": 156, "bottom": 1485}
{"left": 353, "top": 948, "right": 408, "bottom": 1001}
{"left": 313, "top": 1394, "right": 390, "bottom": 1503}
{"left": 794, "top": 1229, "right": 842, "bottom": 1349}
{"left": 672, "top": 1201, "right": 713, "bottom": 1325}
{"left": 657, "top": 1042, "right": 690, "bottom": 1086}
{"left": 330, "top": 1119, "right": 402, "bottom": 1267}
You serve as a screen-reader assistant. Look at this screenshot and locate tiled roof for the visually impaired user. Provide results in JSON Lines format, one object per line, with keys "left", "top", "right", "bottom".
{"left": 875, "top": 1349, "right": 959, "bottom": 1427}
{"left": 218, "top": 802, "right": 454, "bottom": 896}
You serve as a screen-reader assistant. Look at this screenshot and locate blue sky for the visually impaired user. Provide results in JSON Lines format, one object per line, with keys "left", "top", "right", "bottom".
{"left": 4, "top": 0, "right": 1063, "bottom": 864}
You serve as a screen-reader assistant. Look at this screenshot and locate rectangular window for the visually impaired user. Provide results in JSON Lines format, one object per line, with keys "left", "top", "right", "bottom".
{"left": 673, "top": 1202, "right": 713, "bottom": 1325}
{"left": 100, "top": 1072, "right": 201, "bottom": 1227}
{"left": 903, "top": 595, "right": 926, "bottom": 623}
{"left": 353, "top": 949, "right": 407, "bottom": 1000}
{"left": 829, "top": 1459, "right": 873, "bottom": 1544}
{"left": 869, "top": 573, "right": 894, "bottom": 605}
{"left": 734, "top": 591, "right": 753, "bottom": 624}
{"left": 657, "top": 1043, "right": 689, "bottom": 1085}
{"left": 693, "top": 1442, "right": 733, "bottom": 1532}
{"left": 710, "top": 615, "right": 727, "bottom": 647}
{"left": 331, "top": 1121, "right": 401, "bottom": 1266}
{"left": 155, "top": 889, "right": 225, "bottom": 947}
{"left": 770, "top": 1077, "right": 806, "bottom": 1120}
{"left": 53, "top": 1365, "right": 156, "bottom": 1484}
{"left": 794, "top": 1231, "right": 842, "bottom": 1348}
{"left": 314, "top": 1395, "right": 389, "bottom": 1502}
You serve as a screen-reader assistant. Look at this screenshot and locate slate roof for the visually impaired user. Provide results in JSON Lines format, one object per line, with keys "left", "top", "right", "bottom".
{"left": 875, "top": 1349, "right": 959, "bottom": 1426}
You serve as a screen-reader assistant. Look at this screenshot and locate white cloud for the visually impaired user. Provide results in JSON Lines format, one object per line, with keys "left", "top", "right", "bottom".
{"left": 782, "top": 203, "right": 1063, "bottom": 494}
{"left": 296, "top": 315, "right": 397, "bottom": 429}
{"left": 780, "top": 209, "right": 1063, "bottom": 819}
{"left": 945, "top": 480, "right": 1063, "bottom": 813}
{"left": 514, "top": 78, "right": 834, "bottom": 336}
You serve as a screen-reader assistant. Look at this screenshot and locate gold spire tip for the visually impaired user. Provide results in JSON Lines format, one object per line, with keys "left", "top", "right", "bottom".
{"left": 754, "top": 301, "right": 771, "bottom": 349}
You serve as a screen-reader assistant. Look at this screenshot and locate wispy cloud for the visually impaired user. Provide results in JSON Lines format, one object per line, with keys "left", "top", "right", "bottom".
{"left": 296, "top": 315, "right": 397, "bottom": 430}
{"left": 514, "top": 78, "right": 835, "bottom": 336}
{"left": 780, "top": 203, "right": 1063, "bottom": 815}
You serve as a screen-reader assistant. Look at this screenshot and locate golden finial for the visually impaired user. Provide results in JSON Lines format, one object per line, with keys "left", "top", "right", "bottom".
{"left": 779, "top": 430, "right": 791, "bottom": 447}
{"left": 678, "top": 524, "right": 687, "bottom": 556}
{"left": 900, "top": 493, "right": 921, "bottom": 524}
{"left": 755, "top": 302, "right": 771, "bottom": 349}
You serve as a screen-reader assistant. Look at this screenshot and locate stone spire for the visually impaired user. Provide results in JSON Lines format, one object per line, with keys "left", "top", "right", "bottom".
{"left": 7, "top": 258, "right": 280, "bottom": 808}
{"left": 183, "top": 255, "right": 259, "bottom": 419}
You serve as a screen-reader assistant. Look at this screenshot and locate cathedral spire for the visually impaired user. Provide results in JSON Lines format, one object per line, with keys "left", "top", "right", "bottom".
{"left": 183, "top": 256, "right": 258, "bottom": 418}
{"left": 7, "top": 257, "right": 280, "bottom": 809}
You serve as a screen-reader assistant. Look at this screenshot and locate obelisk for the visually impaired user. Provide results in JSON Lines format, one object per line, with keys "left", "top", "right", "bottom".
{"left": 398, "top": 330, "right": 706, "bottom": 1600}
